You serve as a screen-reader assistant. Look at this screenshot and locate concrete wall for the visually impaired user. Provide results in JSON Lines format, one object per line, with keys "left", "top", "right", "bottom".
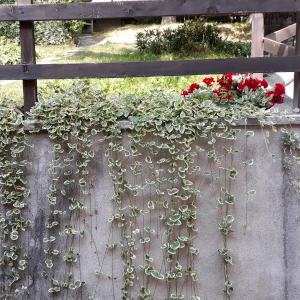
{"left": 1, "top": 120, "right": 300, "bottom": 300}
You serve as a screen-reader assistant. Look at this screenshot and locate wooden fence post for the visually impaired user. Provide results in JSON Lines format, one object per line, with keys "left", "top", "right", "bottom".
{"left": 19, "top": 0, "right": 37, "bottom": 118}
{"left": 293, "top": 13, "right": 300, "bottom": 109}
{"left": 250, "top": 13, "right": 264, "bottom": 80}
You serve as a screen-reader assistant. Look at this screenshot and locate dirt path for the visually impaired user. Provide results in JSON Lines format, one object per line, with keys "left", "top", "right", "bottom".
{"left": 92, "top": 23, "right": 181, "bottom": 45}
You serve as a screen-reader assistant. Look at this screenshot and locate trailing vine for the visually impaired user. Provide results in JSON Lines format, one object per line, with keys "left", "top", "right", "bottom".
{"left": 281, "top": 125, "right": 300, "bottom": 223}
{"left": 0, "top": 74, "right": 291, "bottom": 299}
{"left": 0, "top": 100, "right": 32, "bottom": 298}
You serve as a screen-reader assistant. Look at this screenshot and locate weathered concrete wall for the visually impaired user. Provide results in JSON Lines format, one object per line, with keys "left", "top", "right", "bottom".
{"left": 1, "top": 121, "right": 300, "bottom": 300}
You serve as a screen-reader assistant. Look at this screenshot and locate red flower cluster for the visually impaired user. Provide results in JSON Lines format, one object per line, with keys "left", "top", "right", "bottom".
{"left": 238, "top": 78, "right": 268, "bottom": 92}
{"left": 266, "top": 83, "right": 285, "bottom": 107}
{"left": 215, "top": 73, "right": 268, "bottom": 94}
{"left": 181, "top": 73, "right": 286, "bottom": 109}
{"left": 181, "top": 83, "right": 200, "bottom": 97}
{"left": 203, "top": 77, "right": 215, "bottom": 87}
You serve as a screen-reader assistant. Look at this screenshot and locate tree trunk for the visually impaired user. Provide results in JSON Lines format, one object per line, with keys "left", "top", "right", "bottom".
{"left": 264, "top": 13, "right": 296, "bottom": 46}
{"left": 161, "top": 16, "right": 176, "bottom": 25}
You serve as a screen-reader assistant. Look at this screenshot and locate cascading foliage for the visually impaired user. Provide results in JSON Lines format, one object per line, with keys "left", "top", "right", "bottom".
{"left": 0, "top": 100, "right": 33, "bottom": 298}
{"left": 0, "top": 77, "right": 289, "bottom": 299}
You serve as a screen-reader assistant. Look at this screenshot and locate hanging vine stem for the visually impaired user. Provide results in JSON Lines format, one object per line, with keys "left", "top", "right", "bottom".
{"left": 243, "top": 121, "right": 254, "bottom": 233}
{"left": 281, "top": 128, "right": 300, "bottom": 225}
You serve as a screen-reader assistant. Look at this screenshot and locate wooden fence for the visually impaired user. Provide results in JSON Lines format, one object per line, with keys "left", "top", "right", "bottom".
{"left": 250, "top": 12, "right": 300, "bottom": 108}
{"left": 1, "top": 0, "right": 300, "bottom": 116}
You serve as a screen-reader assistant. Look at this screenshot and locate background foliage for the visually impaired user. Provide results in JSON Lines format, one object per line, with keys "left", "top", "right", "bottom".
{"left": 0, "top": 0, "right": 84, "bottom": 46}
{"left": 136, "top": 20, "right": 251, "bottom": 57}
{"left": 0, "top": 38, "right": 21, "bottom": 65}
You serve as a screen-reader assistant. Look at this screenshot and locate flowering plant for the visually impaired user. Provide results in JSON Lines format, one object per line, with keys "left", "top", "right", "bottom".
{"left": 181, "top": 73, "right": 285, "bottom": 109}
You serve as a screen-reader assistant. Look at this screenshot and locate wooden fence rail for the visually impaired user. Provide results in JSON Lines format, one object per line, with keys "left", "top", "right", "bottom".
{"left": 2, "top": 0, "right": 300, "bottom": 21}
{"left": 1, "top": 0, "right": 300, "bottom": 116}
{"left": 2, "top": 56, "right": 300, "bottom": 80}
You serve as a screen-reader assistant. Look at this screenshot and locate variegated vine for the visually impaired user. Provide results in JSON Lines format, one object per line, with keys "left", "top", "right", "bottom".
{"left": 0, "top": 102, "right": 32, "bottom": 298}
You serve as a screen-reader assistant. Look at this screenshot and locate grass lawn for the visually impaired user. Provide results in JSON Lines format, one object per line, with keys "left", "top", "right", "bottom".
{"left": 36, "top": 44, "right": 77, "bottom": 61}
{"left": 0, "top": 22, "right": 252, "bottom": 104}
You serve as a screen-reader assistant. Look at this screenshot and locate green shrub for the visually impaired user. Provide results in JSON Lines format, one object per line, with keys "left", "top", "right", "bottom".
{"left": 216, "top": 39, "right": 251, "bottom": 57}
{"left": 136, "top": 20, "right": 251, "bottom": 57}
{"left": 136, "top": 20, "right": 221, "bottom": 55}
{"left": 0, "top": 38, "right": 20, "bottom": 65}
{"left": 0, "top": 21, "right": 19, "bottom": 43}
{"left": 0, "top": 21, "right": 69, "bottom": 45}
{"left": 0, "top": 0, "right": 84, "bottom": 45}
{"left": 35, "top": 0, "right": 85, "bottom": 44}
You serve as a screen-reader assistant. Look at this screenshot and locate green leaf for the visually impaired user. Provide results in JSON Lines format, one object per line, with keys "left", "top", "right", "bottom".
{"left": 79, "top": 178, "right": 86, "bottom": 186}
{"left": 145, "top": 156, "right": 152, "bottom": 163}
{"left": 144, "top": 227, "right": 155, "bottom": 234}
{"left": 226, "top": 215, "right": 234, "bottom": 223}
{"left": 244, "top": 159, "right": 254, "bottom": 165}
{"left": 248, "top": 190, "right": 256, "bottom": 196}
{"left": 24, "top": 140, "right": 34, "bottom": 148}
{"left": 45, "top": 259, "right": 53, "bottom": 268}
{"left": 140, "top": 237, "right": 150, "bottom": 243}
{"left": 19, "top": 260, "right": 26, "bottom": 266}
{"left": 245, "top": 131, "right": 254, "bottom": 138}
{"left": 183, "top": 180, "right": 193, "bottom": 186}
{"left": 74, "top": 280, "right": 81, "bottom": 288}
{"left": 148, "top": 201, "right": 154, "bottom": 209}
{"left": 221, "top": 187, "right": 228, "bottom": 195}
{"left": 12, "top": 146, "right": 25, "bottom": 153}
{"left": 168, "top": 188, "right": 179, "bottom": 195}
{"left": 91, "top": 129, "right": 97, "bottom": 135}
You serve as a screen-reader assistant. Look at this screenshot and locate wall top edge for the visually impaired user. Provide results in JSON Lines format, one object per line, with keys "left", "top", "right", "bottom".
{"left": 21, "top": 115, "right": 300, "bottom": 132}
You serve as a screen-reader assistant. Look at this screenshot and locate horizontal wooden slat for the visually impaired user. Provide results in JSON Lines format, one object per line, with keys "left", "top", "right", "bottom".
{"left": 1, "top": 56, "right": 300, "bottom": 80}
{"left": 0, "top": 5, "right": 18, "bottom": 21}
{"left": 265, "top": 23, "right": 297, "bottom": 42}
{"left": 0, "top": 65, "right": 22, "bottom": 78}
{"left": 264, "top": 37, "right": 295, "bottom": 56}
{"left": 0, "top": 0, "right": 300, "bottom": 21}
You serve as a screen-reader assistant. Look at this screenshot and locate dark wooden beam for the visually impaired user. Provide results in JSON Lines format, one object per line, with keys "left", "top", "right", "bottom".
{"left": 0, "top": 5, "right": 18, "bottom": 21}
{"left": 1, "top": 56, "right": 300, "bottom": 80}
{"left": 264, "top": 38, "right": 295, "bottom": 56}
{"left": 265, "top": 23, "right": 296, "bottom": 42}
{"left": 19, "top": 0, "right": 37, "bottom": 118}
{"left": 294, "top": 13, "right": 300, "bottom": 109}
{"left": 0, "top": 0, "right": 298, "bottom": 22}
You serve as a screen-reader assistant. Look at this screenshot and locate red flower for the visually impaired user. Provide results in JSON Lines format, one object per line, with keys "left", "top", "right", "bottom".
{"left": 266, "top": 90, "right": 284, "bottom": 104}
{"left": 203, "top": 77, "right": 215, "bottom": 87}
{"left": 275, "top": 83, "right": 285, "bottom": 95}
{"left": 273, "top": 93, "right": 284, "bottom": 103}
{"left": 189, "top": 83, "right": 200, "bottom": 90}
{"left": 213, "top": 88, "right": 221, "bottom": 99}
{"left": 261, "top": 79, "right": 268, "bottom": 89}
{"left": 269, "top": 100, "right": 275, "bottom": 107}
{"left": 181, "top": 90, "right": 188, "bottom": 97}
